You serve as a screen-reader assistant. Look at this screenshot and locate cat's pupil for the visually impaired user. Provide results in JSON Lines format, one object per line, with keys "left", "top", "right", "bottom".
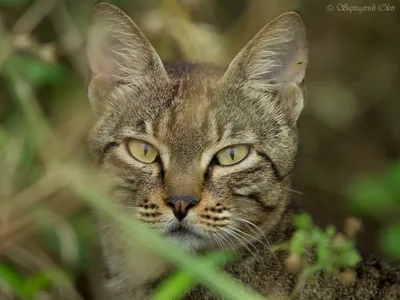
{"left": 229, "top": 148, "right": 235, "bottom": 160}
{"left": 142, "top": 144, "right": 149, "bottom": 156}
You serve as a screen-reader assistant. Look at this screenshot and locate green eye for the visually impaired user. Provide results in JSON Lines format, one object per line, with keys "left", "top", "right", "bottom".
{"left": 216, "top": 145, "right": 250, "bottom": 166}
{"left": 127, "top": 139, "right": 158, "bottom": 164}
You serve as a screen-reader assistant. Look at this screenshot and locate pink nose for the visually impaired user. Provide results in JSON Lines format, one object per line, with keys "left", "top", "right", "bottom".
{"left": 165, "top": 196, "right": 197, "bottom": 221}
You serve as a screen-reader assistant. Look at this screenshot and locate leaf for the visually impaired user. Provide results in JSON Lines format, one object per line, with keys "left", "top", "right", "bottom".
{"left": 379, "top": 221, "right": 400, "bottom": 259}
{"left": 336, "top": 250, "right": 361, "bottom": 267}
{"left": 66, "top": 212, "right": 97, "bottom": 269}
{"left": 24, "top": 272, "right": 53, "bottom": 297}
{"left": 325, "top": 226, "right": 336, "bottom": 238}
{"left": 290, "top": 230, "right": 307, "bottom": 255}
{"left": 5, "top": 54, "right": 65, "bottom": 88}
{"left": 0, "top": 264, "right": 29, "bottom": 300}
{"left": 153, "top": 271, "right": 194, "bottom": 300}
{"left": 294, "top": 213, "right": 312, "bottom": 229}
{"left": 153, "top": 251, "right": 236, "bottom": 300}
{"left": 333, "top": 240, "right": 355, "bottom": 252}
{"left": 316, "top": 240, "right": 330, "bottom": 265}
{"left": 347, "top": 176, "right": 398, "bottom": 216}
{"left": 383, "top": 162, "right": 400, "bottom": 201}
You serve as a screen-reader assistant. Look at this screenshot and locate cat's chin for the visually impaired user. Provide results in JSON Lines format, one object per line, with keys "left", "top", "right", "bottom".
{"left": 168, "top": 234, "right": 205, "bottom": 251}
{"left": 163, "top": 223, "right": 207, "bottom": 251}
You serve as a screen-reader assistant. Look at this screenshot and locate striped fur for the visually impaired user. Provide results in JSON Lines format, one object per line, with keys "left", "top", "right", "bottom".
{"left": 86, "top": 3, "right": 399, "bottom": 300}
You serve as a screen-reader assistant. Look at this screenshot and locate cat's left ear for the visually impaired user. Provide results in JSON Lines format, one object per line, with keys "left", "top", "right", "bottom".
{"left": 223, "top": 12, "right": 308, "bottom": 123}
{"left": 86, "top": 2, "right": 169, "bottom": 115}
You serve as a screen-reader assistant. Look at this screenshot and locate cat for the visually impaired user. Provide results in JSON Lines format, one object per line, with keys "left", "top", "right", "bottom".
{"left": 86, "top": 2, "right": 400, "bottom": 299}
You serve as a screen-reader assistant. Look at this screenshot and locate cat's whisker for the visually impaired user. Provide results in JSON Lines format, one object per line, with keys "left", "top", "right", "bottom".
{"left": 284, "top": 187, "right": 304, "bottom": 195}
{"left": 213, "top": 233, "right": 222, "bottom": 248}
{"left": 216, "top": 229, "right": 244, "bottom": 259}
{"left": 226, "top": 225, "right": 265, "bottom": 262}
{"left": 160, "top": 219, "right": 175, "bottom": 234}
{"left": 213, "top": 232, "right": 240, "bottom": 259}
{"left": 234, "top": 217, "right": 268, "bottom": 242}
{"left": 234, "top": 217, "right": 277, "bottom": 260}
{"left": 219, "top": 226, "right": 262, "bottom": 262}
{"left": 228, "top": 226, "right": 267, "bottom": 269}
{"left": 211, "top": 234, "right": 227, "bottom": 264}
{"left": 229, "top": 225, "right": 267, "bottom": 248}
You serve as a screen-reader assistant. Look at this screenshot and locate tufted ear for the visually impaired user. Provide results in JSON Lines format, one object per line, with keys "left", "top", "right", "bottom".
{"left": 87, "top": 2, "right": 168, "bottom": 115}
{"left": 224, "top": 12, "right": 308, "bottom": 123}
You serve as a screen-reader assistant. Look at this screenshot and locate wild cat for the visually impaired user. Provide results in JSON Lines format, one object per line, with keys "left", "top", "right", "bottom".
{"left": 86, "top": 2, "right": 400, "bottom": 299}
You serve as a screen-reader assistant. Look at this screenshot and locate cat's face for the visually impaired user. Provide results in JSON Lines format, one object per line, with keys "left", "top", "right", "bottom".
{"left": 87, "top": 3, "right": 308, "bottom": 251}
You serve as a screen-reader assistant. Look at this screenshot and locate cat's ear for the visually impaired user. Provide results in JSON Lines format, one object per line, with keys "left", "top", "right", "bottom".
{"left": 223, "top": 12, "right": 308, "bottom": 123}
{"left": 87, "top": 2, "right": 168, "bottom": 115}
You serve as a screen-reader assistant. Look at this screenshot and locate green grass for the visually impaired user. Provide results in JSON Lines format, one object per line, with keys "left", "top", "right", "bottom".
{"left": 0, "top": 0, "right": 387, "bottom": 298}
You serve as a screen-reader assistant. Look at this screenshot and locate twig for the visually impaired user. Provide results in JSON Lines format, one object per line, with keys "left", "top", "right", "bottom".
{"left": 0, "top": 0, "right": 59, "bottom": 69}
{"left": 3, "top": 64, "right": 56, "bottom": 160}
{"left": 50, "top": 3, "right": 87, "bottom": 78}
{"left": 12, "top": 0, "right": 59, "bottom": 34}
{"left": 8, "top": 246, "right": 84, "bottom": 300}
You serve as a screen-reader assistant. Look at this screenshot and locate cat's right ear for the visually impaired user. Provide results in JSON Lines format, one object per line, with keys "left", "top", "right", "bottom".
{"left": 86, "top": 2, "right": 168, "bottom": 115}
{"left": 223, "top": 12, "right": 308, "bottom": 124}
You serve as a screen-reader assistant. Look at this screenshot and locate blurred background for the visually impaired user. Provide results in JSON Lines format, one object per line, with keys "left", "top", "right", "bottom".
{"left": 0, "top": 0, "right": 399, "bottom": 298}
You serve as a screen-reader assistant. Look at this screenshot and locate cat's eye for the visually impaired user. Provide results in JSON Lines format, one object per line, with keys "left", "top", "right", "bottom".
{"left": 216, "top": 145, "right": 250, "bottom": 166}
{"left": 127, "top": 139, "right": 158, "bottom": 164}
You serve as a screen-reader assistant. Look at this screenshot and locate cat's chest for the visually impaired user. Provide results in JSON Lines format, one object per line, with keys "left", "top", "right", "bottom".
{"left": 109, "top": 242, "right": 171, "bottom": 285}
{"left": 99, "top": 236, "right": 172, "bottom": 300}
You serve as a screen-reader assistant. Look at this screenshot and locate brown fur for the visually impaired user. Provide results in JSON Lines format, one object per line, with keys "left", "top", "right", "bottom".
{"left": 86, "top": 2, "right": 400, "bottom": 299}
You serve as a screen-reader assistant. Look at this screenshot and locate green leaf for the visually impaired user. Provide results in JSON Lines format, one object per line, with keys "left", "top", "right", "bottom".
{"left": 153, "top": 251, "right": 236, "bottom": 300}
{"left": 316, "top": 241, "right": 330, "bottom": 265}
{"left": 153, "top": 272, "right": 194, "bottom": 300}
{"left": 0, "top": 264, "right": 29, "bottom": 300}
{"left": 70, "top": 213, "right": 97, "bottom": 269}
{"left": 325, "top": 226, "right": 336, "bottom": 238}
{"left": 384, "top": 163, "right": 400, "bottom": 200}
{"left": 310, "top": 227, "right": 324, "bottom": 243}
{"left": 333, "top": 240, "right": 355, "bottom": 252}
{"left": 290, "top": 230, "right": 307, "bottom": 254}
{"left": 294, "top": 213, "right": 312, "bottom": 229}
{"left": 347, "top": 176, "right": 398, "bottom": 216}
{"left": 336, "top": 250, "right": 361, "bottom": 267}
{"left": 24, "top": 272, "right": 53, "bottom": 297}
{"left": 304, "top": 264, "right": 322, "bottom": 277}
{"left": 379, "top": 221, "right": 400, "bottom": 259}
{"left": 5, "top": 54, "right": 65, "bottom": 88}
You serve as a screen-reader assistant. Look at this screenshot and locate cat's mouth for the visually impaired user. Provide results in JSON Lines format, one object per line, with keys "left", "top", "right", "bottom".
{"left": 164, "top": 223, "right": 202, "bottom": 239}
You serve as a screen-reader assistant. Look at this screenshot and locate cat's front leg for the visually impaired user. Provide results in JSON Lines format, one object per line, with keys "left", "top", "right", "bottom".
{"left": 104, "top": 276, "right": 152, "bottom": 300}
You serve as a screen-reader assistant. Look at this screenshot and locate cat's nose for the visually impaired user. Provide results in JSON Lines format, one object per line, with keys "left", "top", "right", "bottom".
{"left": 165, "top": 195, "right": 198, "bottom": 221}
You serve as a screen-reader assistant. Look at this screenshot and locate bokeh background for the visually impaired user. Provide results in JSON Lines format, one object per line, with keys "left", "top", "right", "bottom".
{"left": 1, "top": 0, "right": 399, "bottom": 298}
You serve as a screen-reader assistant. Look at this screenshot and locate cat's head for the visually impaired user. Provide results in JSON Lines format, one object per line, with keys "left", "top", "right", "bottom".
{"left": 87, "top": 2, "right": 308, "bottom": 251}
